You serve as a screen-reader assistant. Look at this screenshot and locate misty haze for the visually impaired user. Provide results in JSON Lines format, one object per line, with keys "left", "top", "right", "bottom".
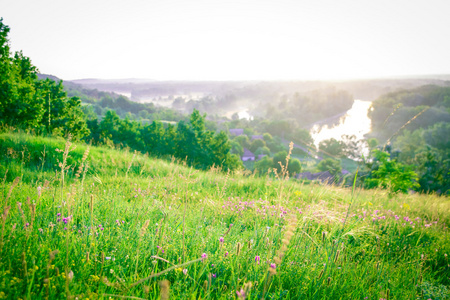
{"left": 1, "top": 1, "right": 450, "bottom": 299}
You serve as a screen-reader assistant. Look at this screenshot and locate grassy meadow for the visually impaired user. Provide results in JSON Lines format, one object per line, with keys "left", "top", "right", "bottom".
{"left": 0, "top": 132, "right": 449, "bottom": 299}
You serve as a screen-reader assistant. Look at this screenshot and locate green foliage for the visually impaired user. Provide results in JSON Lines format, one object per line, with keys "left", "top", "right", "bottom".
{"left": 267, "top": 88, "right": 353, "bottom": 126}
{"left": 318, "top": 138, "right": 345, "bottom": 157}
{"left": 229, "top": 140, "right": 244, "bottom": 157}
{"left": 317, "top": 158, "right": 342, "bottom": 176}
{"left": 369, "top": 85, "right": 450, "bottom": 142}
{"left": 272, "top": 151, "right": 288, "bottom": 174}
{"left": 254, "top": 146, "right": 270, "bottom": 156}
{"left": 290, "top": 127, "right": 313, "bottom": 146}
{"left": 423, "top": 122, "right": 450, "bottom": 150}
{"left": 264, "top": 120, "right": 292, "bottom": 136}
{"left": 249, "top": 138, "right": 266, "bottom": 153}
{"left": 234, "top": 135, "right": 250, "bottom": 148}
{"left": 414, "top": 148, "right": 450, "bottom": 195}
{"left": 263, "top": 132, "right": 273, "bottom": 143}
{"left": 365, "top": 150, "right": 419, "bottom": 194}
{"left": 254, "top": 155, "right": 273, "bottom": 175}
{"left": 0, "top": 19, "right": 89, "bottom": 140}
{"left": 288, "top": 158, "right": 302, "bottom": 175}
{"left": 419, "top": 282, "right": 450, "bottom": 300}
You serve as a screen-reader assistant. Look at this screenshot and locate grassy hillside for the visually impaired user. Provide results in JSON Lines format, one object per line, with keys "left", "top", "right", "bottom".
{"left": 0, "top": 133, "right": 449, "bottom": 299}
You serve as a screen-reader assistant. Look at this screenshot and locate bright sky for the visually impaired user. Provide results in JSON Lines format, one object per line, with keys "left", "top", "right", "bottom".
{"left": 2, "top": 0, "right": 450, "bottom": 81}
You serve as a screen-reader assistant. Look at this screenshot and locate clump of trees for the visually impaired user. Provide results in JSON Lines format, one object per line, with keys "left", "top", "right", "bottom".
{"left": 87, "top": 109, "right": 242, "bottom": 170}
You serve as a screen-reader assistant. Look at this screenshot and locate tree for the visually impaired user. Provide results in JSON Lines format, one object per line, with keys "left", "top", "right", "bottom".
{"left": 292, "top": 128, "right": 313, "bottom": 146}
{"left": 272, "top": 151, "right": 288, "bottom": 174}
{"left": 230, "top": 140, "right": 244, "bottom": 157}
{"left": 288, "top": 158, "right": 302, "bottom": 175}
{"left": 341, "top": 134, "right": 365, "bottom": 159}
{"left": 255, "top": 146, "right": 270, "bottom": 156}
{"left": 0, "top": 21, "right": 40, "bottom": 128}
{"left": 0, "top": 19, "right": 89, "bottom": 139}
{"left": 423, "top": 122, "right": 450, "bottom": 151}
{"left": 318, "top": 138, "right": 345, "bottom": 157}
{"left": 249, "top": 138, "right": 266, "bottom": 153}
{"left": 234, "top": 135, "right": 250, "bottom": 148}
{"left": 254, "top": 156, "right": 274, "bottom": 175}
{"left": 263, "top": 133, "right": 273, "bottom": 143}
{"left": 317, "top": 158, "right": 342, "bottom": 177}
{"left": 364, "top": 150, "right": 419, "bottom": 194}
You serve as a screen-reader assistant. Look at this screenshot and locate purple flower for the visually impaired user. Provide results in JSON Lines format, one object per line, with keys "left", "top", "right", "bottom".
{"left": 201, "top": 253, "right": 208, "bottom": 261}
{"left": 255, "top": 255, "right": 261, "bottom": 263}
{"left": 270, "top": 263, "right": 276, "bottom": 269}
{"left": 224, "top": 251, "right": 229, "bottom": 257}
{"left": 57, "top": 213, "right": 61, "bottom": 217}
{"left": 236, "top": 289, "right": 246, "bottom": 298}
{"left": 212, "top": 273, "right": 216, "bottom": 278}
{"left": 219, "top": 237, "right": 224, "bottom": 243}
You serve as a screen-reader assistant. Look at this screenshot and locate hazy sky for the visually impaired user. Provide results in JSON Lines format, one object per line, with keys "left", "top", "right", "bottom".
{"left": 2, "top": 0, "right": 450, "bottom": 81}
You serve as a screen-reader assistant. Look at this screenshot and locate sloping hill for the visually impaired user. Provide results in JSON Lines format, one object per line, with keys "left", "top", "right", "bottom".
{"left": 0, "top": 132, "right": 449, "bottom": 298}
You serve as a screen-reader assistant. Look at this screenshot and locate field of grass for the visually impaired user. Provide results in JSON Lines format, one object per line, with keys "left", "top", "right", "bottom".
{"left": 0, "top": 132, "right": 449, "bottom": 299}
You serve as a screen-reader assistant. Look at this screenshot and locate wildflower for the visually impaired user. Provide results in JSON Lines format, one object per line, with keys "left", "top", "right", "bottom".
{"left": 255, "top": 255, "right": 261, "bottom": 263}
{"left": 219, "top": 237, "right": 224, "bottom": 243}
{"left": 201, "top": 253, "right": 208, "bottom": 261}
{"left": 183, "top": 269, "right": 188, "bottom": 275}
{"left": 270, "top": 263, "right": 276, "bottom": 269}
{"left": 236, "top": 289, "right": 246, "bottom": 299}
{"left": 224, "top": 251, "right": 229, "bottom": 257}
{"left": 212, "top": 274, "right": 216, "bottom": 278}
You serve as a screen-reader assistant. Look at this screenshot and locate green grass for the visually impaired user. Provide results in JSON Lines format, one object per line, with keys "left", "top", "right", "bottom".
{"left": 0, "top": 132, "right": 449, "bottom": 299}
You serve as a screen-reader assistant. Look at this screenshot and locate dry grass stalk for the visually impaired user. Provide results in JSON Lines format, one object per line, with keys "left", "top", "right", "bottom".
{"left": 4, "top": 176, "right": 20, "bottom": 206}
{"left": 75, "top": 145, "right": 90, "bottom": 182}
{"left": 264, "top": 213, "right": 297, "bottom": 296}
{"left": 130, "top": 257, "right": 202, "bottom": 288}
{"left": 45, "top": 250, "right": 59, "bottom": 299}
{"left": 56, "top": 135, "right": 74, "bottom": 207}
{"left": 125, "top": 150, "right": 137, "bottom": 178}
{"left": 0, "top": 205, "right": 11, "bottom": 253}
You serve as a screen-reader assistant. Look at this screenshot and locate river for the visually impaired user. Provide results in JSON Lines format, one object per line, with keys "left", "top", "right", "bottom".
{"left": 310, "top": 99, "right": 372, "bottom": 155}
